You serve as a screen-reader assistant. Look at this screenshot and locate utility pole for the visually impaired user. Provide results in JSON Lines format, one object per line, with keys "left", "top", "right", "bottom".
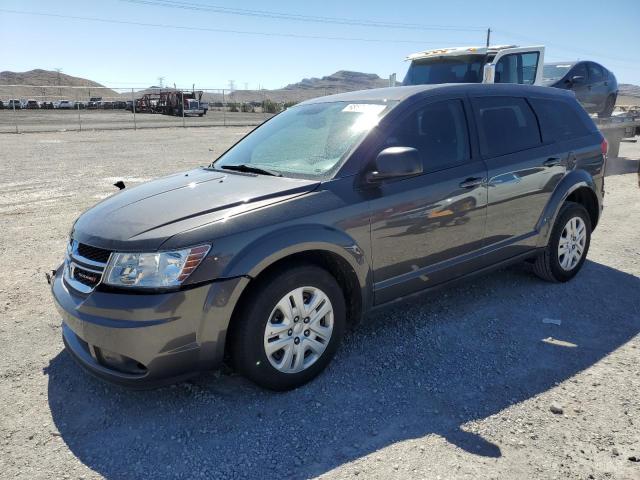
{"left": 485, "top": 28, "right": 491, "bottom": 48}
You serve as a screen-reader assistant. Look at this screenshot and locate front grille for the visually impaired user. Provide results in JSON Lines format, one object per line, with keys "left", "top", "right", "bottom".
{"left": 64, "top": 240, "right": 111, "bottom": 293}
{"left": 77, "top": 243, "right": 112, "bottom": 263}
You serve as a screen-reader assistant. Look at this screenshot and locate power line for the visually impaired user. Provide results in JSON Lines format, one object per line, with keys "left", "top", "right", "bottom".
{"left": 0, "top": 8, "right": 479, "bottom": 45}
{"left": 119, "top": 0, "right": 487, "bottom": 32}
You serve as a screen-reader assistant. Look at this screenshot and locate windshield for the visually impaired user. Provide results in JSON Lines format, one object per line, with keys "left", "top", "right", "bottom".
{"left": 404, "top": 55, "right": 485, "bottom": 85}
{"left": 212, "top": 100, "right": 396, "bottom": 179}
{"left": 543, "top": 64, "right": 573, "bottom": 82}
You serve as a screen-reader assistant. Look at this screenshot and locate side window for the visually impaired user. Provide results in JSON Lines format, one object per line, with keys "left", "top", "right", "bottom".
{"left": 473, "top": 96, "right": 542, "bottom": 157}
{"left": 587, "top": 63, "right": 604, "bottom": 82}
{"left": 382, "top": 100, "right": 470, "bottom": 172}
{"left": 529, "top": 98, "right": 592, "bottom": 143}
{"left": 570, "top": 63, "right": 588, "bottom": 81}
{"left": 495, "top": 52, "right": 539, "bottom": 85}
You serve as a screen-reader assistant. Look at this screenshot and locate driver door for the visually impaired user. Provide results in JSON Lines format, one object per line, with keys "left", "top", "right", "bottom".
{"left": 366, "top": 97, "right": 488, "bottom": 304}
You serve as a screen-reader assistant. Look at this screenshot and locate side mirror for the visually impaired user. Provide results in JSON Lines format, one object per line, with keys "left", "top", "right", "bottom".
{"left": 569, "top": 75, "right": 585, "bottom": 84}
{"left": 483, "top": 64, "right": 496, "bottom": 83}
{"left": 366, "top": 147, "right": 423, "bottom": 182}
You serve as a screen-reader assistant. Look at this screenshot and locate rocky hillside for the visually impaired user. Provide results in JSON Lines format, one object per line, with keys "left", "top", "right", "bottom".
{"left": 283, "top": 70, "right": 391, "bottom": 91}
{"left": 619, "top": 84, "right": 640, "bottom": 98}
{"left": 0, "top": 69, "right": 118, "bottom": 100}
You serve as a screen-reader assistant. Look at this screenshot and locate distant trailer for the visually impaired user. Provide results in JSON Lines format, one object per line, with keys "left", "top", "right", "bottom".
{"left": 130, "top": 89, "right": 205, "bottom": 116}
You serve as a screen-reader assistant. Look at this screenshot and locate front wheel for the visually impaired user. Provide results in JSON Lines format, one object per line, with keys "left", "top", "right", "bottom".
{"left": 230, "top": 265, "right": 346, "bottom": 390}
{"left": 533, "top": 202, "right": 591, "bottom": 282}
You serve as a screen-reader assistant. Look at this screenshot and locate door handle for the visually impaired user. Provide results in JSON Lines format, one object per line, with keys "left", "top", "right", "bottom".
{"left": 543, "top": 157, "right": 561, "bottom": 167}
{"left": 459, "top": 177, "right": 484, "bottom": 188}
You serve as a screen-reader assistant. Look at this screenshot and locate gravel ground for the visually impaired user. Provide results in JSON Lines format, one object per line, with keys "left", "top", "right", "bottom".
{"left": 0, "top": 109, "right": 270, "bottom": 133}
{"left": 0, "top": 128, "right": 639, "bottom": 480}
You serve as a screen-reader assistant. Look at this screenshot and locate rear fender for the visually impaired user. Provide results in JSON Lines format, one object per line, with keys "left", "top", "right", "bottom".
{"left": 535, "top": 170, "right": 598, "bottom": 247}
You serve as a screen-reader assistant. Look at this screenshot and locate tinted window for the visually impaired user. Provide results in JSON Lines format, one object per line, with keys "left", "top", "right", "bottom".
{"left": 382, "top": 100, "right": 470, "bottom": 171}
{"left": 529, "top": 98, "right": 592, "bottom": 143}
{"left": 570, "top": 63, "right": 588, "bottom": 81}
{"left": 495, "top": 52, "right": 539, "bottom": 85}
{"left": 473, "top": 96, "right": 541, "bottom": 157}
{"left": 588, "top": 63, "right": 604, "bottom": 82}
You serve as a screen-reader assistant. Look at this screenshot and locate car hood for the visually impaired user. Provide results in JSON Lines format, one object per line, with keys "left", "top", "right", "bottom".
{"left": 72, "top": 168, "right": 320, "bottom": 251}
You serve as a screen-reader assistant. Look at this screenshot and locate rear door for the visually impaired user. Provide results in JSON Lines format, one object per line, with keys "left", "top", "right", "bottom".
{"left": 471, "top": 95, "right": 566, "bottom": 257}
{"left": 368, "top": 96, "right": 488, "bottom": 303}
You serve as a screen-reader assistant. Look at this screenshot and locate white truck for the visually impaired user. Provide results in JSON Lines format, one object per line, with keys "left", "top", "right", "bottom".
{"left": 403, "top": 45, "right": 545, "bottom": 86}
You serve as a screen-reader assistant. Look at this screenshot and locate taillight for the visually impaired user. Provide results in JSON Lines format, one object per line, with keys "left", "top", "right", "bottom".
{"left": 601, "top": 138, "right": 608, "bottom": 156}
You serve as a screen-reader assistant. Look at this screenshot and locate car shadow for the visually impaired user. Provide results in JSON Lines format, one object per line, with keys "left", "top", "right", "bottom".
{"left": 45, "top": 260, "right": 640, "bottom": 479}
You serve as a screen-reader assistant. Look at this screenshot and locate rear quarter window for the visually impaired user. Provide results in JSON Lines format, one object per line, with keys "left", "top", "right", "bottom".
{"left": 529, "top": 97, "right": 593, "bottom": 143}
{"left": 472, "top": 96, "right": 542, "bottom": 158}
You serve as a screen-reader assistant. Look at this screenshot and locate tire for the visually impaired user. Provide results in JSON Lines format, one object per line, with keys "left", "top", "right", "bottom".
{"left": 230, "top": 264, "right": 346, "bottom": 391}
{"left": 533, "top": 201, "right": 591, "bottom": 282}
{"left": 598, "top": 94, "right": 616, "bottom": 118}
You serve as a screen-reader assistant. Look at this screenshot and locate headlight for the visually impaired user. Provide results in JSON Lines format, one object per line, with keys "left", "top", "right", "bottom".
{"left": 104, "top": 245, "right": 210, "bottom": 289}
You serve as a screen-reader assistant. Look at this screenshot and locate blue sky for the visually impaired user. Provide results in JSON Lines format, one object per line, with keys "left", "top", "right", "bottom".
{"left": 1, "top": 0, "right": 638, "bottom": 89}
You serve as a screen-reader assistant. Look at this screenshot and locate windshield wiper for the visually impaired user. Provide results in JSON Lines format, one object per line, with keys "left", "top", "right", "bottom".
{"left": 220, "top": 164, "right": 281, "bottom": 177}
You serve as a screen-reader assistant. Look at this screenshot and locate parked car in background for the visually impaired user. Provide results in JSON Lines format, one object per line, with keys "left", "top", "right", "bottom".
{"left": 7, "top": 99, "right": 22, "bottom": 109}
{"left": 543, "top": 61, "right": 618, "bottom": 117}
{"left": 41, "top": 101, "right": 54, "bottom": 109}
{"left": 87, "top": 97, "right": 102, "bottom": 109}
{"left": 25, "top": 99, "right": 40, "bottom": 109}
{"left": 0, "top": 100, "right": 4, "bottom": 110}
{"left": 50, "top": 83, "right": 606, "bottom": 391}
{"left": 57, "top": 100, "right": 75, "bottom": 109}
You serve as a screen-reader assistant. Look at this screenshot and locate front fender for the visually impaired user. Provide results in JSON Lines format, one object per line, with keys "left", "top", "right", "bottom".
{"left": 225, "top": 225, "right": 370, "bottom": 287}
{"left": 535, "top": 169, "right": 599, "bottom": 247}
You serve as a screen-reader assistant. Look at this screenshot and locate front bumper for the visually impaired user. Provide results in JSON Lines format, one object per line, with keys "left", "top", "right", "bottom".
{"left": 50, "top": 266, "right": 248, "bottom": 388}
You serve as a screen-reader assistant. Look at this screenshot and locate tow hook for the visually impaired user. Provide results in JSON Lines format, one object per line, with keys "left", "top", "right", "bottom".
{"left": 45, "top": 269, "right": 57, "bottom": 285}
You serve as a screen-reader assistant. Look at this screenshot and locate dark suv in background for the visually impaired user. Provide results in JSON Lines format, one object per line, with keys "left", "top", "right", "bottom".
{"left": 543, "top": 61, "right": 618, "bottom": 117}
{"left": 50, "top": 84, "right": 606, "bottom": 391}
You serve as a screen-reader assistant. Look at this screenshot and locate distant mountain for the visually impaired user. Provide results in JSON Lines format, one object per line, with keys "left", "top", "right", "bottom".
{"left": 216, "top": 70, "right": 395, "bottom": 104}
{"left": 619, "top": 84, "right": 640, "bottom": 98}
{"left": 0, "top": 68, "right": 394, "bottom": 103}
{"left": 283, "top": 70, "right": 392, "bottom": 91}
{"left": 0, "top": 69, "right": 119, "bottom": 99}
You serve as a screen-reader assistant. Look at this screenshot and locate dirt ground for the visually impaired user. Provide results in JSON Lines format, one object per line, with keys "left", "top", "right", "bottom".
{"left": 0, "top": 127, "right": 639, "bottom": 480}
{"left": 0, "top": 109, "right": 270, "bottom": 134}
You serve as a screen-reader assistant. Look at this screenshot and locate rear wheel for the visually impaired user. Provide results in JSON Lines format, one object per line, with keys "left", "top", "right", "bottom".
{"left": 598, "top": 94, "right": 616, "bottom": 118}
{"left": 533, "top": 202, "right": 591, "bottom": 282}
{"left": 231, "top": 265, "right": 346, "bottom": 390}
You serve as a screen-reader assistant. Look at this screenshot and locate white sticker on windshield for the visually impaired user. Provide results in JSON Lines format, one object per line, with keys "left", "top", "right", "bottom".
{"left": 342, "top": 104, "right": 386, "bottom": 114}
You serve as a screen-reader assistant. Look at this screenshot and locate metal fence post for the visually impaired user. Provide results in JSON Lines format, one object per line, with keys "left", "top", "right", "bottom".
{"left": 181, "top": 91, "right": 185, "bottom": 127}
{"left": 131, "top": 88, "right": 137, "bottom": 130}
{"left": 12, "top": 90, "right": 18, "bottom": 134}
{"left": 76, "top": 92, "right": 82, "bottom": 132}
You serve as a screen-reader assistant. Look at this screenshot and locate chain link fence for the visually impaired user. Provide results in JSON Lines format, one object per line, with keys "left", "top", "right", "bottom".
{"left": 0, "top": 84, "right": 353, "bottom": 133}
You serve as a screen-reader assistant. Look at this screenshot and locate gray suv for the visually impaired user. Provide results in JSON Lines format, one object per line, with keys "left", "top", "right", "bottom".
{"left": 50, "top": 84, "right": 606, "bottom": 390}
